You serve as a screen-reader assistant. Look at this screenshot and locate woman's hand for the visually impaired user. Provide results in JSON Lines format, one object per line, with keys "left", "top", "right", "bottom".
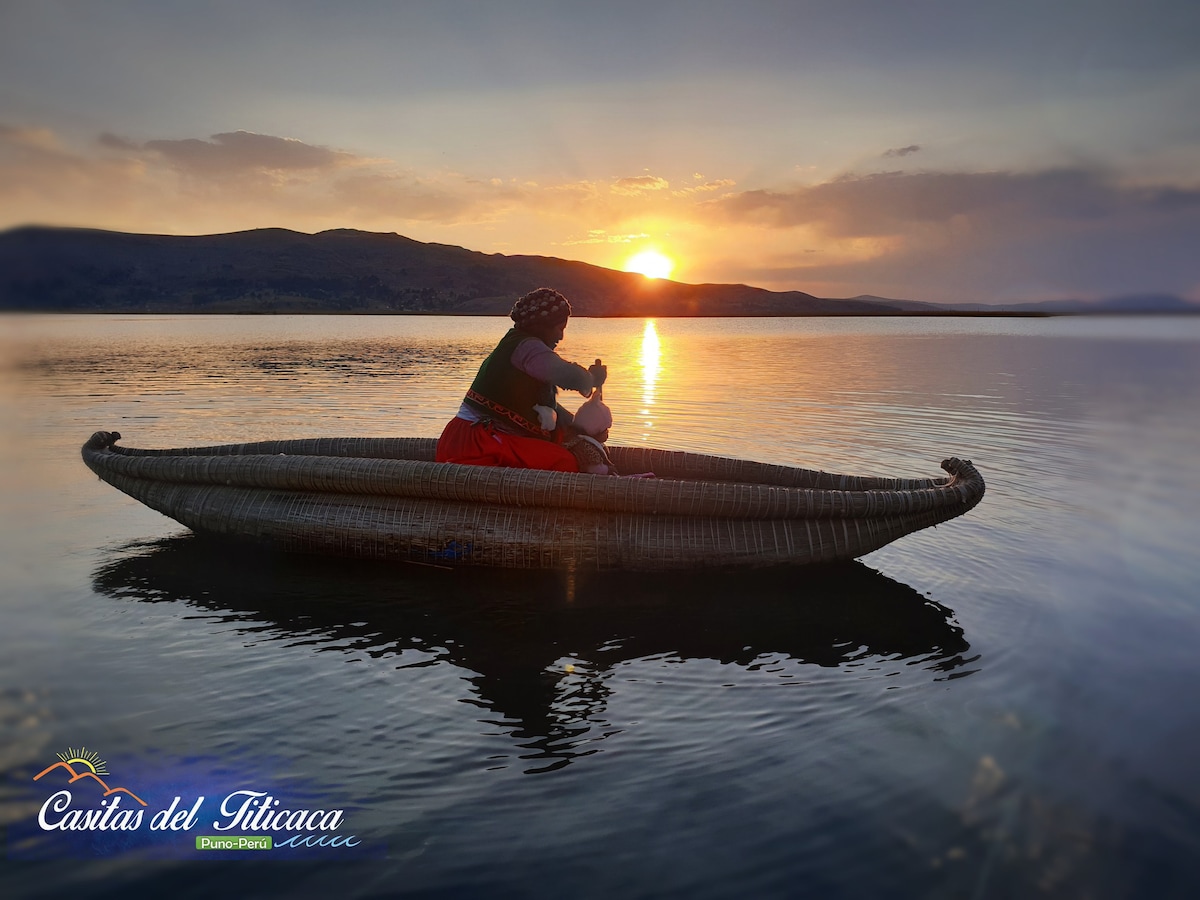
{"left": 588, "top": 359, "right": 607, "bottom": 389}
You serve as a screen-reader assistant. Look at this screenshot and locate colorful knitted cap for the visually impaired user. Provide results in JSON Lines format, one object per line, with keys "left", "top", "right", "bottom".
{"left": 511, "top": 288, "right": 572, "bottom": 329}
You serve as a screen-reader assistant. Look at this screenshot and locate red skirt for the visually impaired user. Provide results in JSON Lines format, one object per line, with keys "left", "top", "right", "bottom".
{"left": 435, "top": 417, "right": 580, "bottom": 473}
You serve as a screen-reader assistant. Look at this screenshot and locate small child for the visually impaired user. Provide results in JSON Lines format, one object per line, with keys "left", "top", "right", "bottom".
{"left": 566, "top": 360, "right": 619, "bottom": 475}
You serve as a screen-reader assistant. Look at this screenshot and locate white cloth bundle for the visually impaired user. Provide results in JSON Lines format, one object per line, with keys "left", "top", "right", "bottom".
{"left": 573, "top": 358, "right": 613, "bottom": 437}
{"left": 572, "top": 389, "right": 612, "bottom": 437}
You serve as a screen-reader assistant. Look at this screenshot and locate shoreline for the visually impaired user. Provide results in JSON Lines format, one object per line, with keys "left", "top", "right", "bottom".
{"left": 5, "top": 308, "right": 1200, "bottom": 318}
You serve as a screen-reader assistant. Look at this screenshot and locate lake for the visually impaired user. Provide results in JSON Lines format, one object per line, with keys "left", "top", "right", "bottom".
{"left": 2, "top": 314, "right": 1198, "bottom": 898}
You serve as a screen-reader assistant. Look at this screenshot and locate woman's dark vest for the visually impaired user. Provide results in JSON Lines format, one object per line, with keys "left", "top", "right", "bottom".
{"left": 463, "top": 329, "right": 557, "bottom": 438}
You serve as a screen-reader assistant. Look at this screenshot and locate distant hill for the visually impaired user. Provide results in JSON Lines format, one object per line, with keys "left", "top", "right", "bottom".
{"left": 3, "top": 226, "right": 1193, "bottom": 316}
{"left": 0, "top": 226, "right": 896, "bottom": 316}
{"left": 1000, "top": 294, "right": 1199, "bottom": 313}
{"left": 851, "top": 295, "right": 950, "bottom": 311}
{"left": 850, "top": 293, "right": 1199, "bottom": 314}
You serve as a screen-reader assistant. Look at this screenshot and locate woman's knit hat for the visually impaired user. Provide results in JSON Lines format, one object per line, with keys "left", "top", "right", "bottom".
{"left": 511, "top": 288, "right": 572, "bottom": 329}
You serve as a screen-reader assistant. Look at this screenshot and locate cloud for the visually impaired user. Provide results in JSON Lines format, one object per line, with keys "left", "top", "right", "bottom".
{"left": 706, "top": 169, "right": 1200, "bottom": 238}
{"left": 0, "top": 123, "right": 494, "bottom": 232}
{"left": 142, "top": 130, "right": 356, "bottom": 175}
{"left": 883, "top": 144, "right": 921, "bottom": 158}
{"left": 701, "top": 168, "right": 1200, "bottom": 301}
{"left": 558, "top": 229, "right": 650, "bottom": 245}
{"left": 2, "top": 121, "right": 142, "bottom": 193}
{"left": 611, "top": 175, "right": 669, "bottom": 195}
{"left": 673, "top": 178, "right": 736, "bottom": 197}
{"left": 4, "top": 123, "right": 746, "bottom": 236}
{"left": 97, "top": 132, "right": 141, "bottom": 152}
{"left": 544, "top": 180, "right": 600, "bottom": 198}
{"left": 0, "top": 123, "right": 63, "bottom": 154}
{"left": 5, "top": 123, "right": 685, "bottom": 233}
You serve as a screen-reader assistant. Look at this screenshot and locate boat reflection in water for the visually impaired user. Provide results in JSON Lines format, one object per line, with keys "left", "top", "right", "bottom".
{"left": 93, "top": 537, "right": 978, "bottom": 772}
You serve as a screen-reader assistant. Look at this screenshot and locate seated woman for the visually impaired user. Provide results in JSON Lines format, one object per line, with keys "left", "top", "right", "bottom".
{"left": 435, "top": 288, "right": 607, "bottom": 472}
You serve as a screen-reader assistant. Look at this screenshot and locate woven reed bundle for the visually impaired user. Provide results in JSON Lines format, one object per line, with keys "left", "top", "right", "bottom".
{"left": 82, "top": 431, "right": 985, "bottom": 570}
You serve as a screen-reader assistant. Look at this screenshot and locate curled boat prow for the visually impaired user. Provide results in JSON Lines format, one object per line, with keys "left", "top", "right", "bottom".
{"left": 86, "top": 430, "right": 122, "bottom": 451}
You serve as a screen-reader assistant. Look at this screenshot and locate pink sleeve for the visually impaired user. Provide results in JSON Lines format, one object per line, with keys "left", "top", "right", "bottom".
{"left": 511, "top": 338, "right": 595, "bottom": 395}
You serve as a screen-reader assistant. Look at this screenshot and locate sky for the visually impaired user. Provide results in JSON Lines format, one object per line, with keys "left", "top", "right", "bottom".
{"left": 1, "top": 0, "right": 1198, "bottom": 304}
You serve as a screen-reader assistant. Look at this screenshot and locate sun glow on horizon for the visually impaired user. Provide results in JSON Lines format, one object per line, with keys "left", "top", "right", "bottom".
{"left": 623, "top": 249, "right": 675, "bottom": 280}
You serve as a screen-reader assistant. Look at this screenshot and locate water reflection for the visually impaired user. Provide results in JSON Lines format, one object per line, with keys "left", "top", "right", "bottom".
{"left": 92, "top": 537, "right": 977, "bottom": 773}
{"left": 640, "top": 320, "right": 660, "bottom": 439}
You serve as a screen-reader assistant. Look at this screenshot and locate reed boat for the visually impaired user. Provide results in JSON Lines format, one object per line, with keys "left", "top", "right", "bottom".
{"left": 82, "top": 430, "right": 985, "bottom": 571}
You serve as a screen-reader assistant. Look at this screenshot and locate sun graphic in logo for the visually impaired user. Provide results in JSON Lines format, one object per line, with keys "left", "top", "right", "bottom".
{"left": 56, "top": 746, "right": 109, "bottom": 777}
{"left": 35, "top": 746, "right": 145, "bottom": 805}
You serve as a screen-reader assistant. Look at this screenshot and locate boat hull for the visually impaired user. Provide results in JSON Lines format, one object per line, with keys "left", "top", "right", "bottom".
{"left": 82, "top": 431, "right": 985, "bottom": 571}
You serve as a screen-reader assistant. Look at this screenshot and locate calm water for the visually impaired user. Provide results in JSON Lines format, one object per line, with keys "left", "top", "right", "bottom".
{"left": 2, "top": 314, "right": 1199, "bottom": 897}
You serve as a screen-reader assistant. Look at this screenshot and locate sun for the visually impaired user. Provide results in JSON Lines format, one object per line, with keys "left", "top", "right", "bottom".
{"left": 623, "top": 249, "right": 675, "bottom": 280}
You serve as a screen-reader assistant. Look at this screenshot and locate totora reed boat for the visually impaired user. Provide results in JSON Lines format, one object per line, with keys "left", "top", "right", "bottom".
{"left": 82, "top": 430, "right": 985, "bottom": 571}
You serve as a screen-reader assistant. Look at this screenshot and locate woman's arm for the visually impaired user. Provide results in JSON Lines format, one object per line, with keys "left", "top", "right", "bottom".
{"left": 511, "top": 339, "right": 596, "bottom": 395}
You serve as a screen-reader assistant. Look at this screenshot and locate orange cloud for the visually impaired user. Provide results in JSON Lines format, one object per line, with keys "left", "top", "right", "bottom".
{"left": 2, "top": 124, "right": 741, "bottom": 238}
{"left": 558, "top": 229, "right": 651, "bottom": 245}
{"left": 1, "top": 124, "right": 522, "bottom": 232}
{"left": 672, "top": 178, "right": 735, "bottom": 197}
{"left": 1, "top": 122, "right": 151, "bottom": 225}
{"left": 611, "top": 175, "right": 669, "bottom": 195}
{"left": 0, "top": 123, "right": 63, "bottom": 153}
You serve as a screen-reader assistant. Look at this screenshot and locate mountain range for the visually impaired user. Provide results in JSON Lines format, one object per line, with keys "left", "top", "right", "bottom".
{"left": 1, "top": 225, "right": 1194, "bottom": 316}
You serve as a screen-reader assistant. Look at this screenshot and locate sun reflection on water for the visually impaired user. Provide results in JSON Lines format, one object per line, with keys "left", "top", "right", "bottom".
{"left": 640, "top": 320, "right": 660, "bottom": 440}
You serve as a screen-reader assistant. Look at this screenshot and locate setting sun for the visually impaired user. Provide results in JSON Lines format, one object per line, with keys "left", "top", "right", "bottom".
{"left": 623, "top": 249, "right": 675, "bottom": 280}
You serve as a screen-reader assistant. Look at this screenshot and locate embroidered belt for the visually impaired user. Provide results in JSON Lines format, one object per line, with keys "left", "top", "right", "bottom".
{"left": 464, "top": 389, "right": 551, "bottom": 439}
